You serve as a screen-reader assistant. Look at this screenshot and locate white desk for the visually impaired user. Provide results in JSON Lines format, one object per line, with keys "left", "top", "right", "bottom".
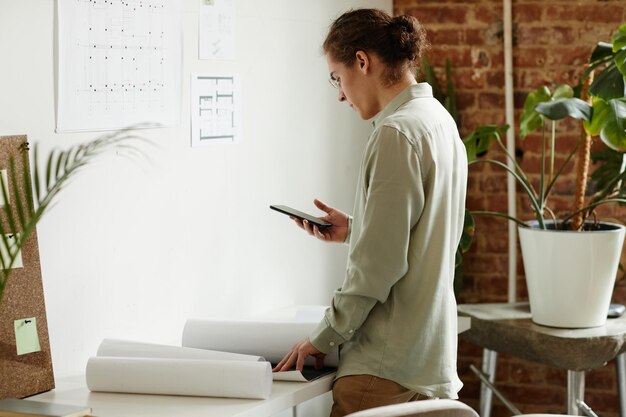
{"left": 28, "top": 315, "right": 470, "bottom": 417}
{"left": 30, "top": 374, "right": 334, "bottom": 417}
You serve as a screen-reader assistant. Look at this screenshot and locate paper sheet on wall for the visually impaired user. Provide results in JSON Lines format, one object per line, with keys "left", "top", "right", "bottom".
{"left": 56, "top": 0, "right": 182, "bottom": 132}
{"left": 191, "top": 74, "right": 241, "bottom": 146}
{"left": 199, "top": 0, "right": 235, "bottom": 60}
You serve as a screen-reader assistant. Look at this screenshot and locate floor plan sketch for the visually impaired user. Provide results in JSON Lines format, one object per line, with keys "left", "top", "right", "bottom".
{"left": 199, "top": 0, "right": 235, "bottom": 60}
{"left": 56, "top": 0, "right": 181, "bottom": 132}
{"left": 191, "top": 74, "right": 240, "bottom": 146}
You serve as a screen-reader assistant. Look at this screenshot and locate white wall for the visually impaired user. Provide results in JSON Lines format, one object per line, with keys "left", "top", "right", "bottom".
{"left": 0, "top": 0, "right": 392, "bottom": 380}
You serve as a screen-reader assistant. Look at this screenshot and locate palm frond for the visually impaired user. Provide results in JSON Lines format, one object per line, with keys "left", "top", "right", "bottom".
{"left": 0, "top": 128, "right": 149, "bottom": 306}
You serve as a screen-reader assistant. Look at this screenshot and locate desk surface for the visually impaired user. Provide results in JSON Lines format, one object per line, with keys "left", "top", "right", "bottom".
{"left": 458, "top": 302, "right": 626, "bottom": 371}
{"left": 30, "top": 374, "right": 334, "bottom": 417}
{"left": 28, "top": 311, "right": 471, "bottom": 417}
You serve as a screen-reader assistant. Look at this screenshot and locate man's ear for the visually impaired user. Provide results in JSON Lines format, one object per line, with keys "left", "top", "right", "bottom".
{"left": 355, "top": 50, "right": 370, "bottom": 74}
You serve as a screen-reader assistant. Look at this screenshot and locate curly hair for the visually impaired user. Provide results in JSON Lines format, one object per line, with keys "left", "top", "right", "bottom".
{"left": 323, "top": 9, "right": 429, "bottom": 86}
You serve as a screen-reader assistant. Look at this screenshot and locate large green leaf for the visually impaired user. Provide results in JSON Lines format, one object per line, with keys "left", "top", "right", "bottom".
{"left": 520, "top": 86, "right": 551, "bottom": 137}
{"left": 612, "top": 23, "right": 626, "bottom": 52}
{"left": 586, "top": 97, "right": 626, "bottom": 151}
{"left": 553, "top": 84, "right": 574, "bottom": 99}
{"left": 463, "top": 125, "right": 508, "bottom": 163}
{"left": 590, "top": 147, "right": 626, "bottom": 202}
{"left": 615, "top": 49, "right": 626, "bottom": 79}
{"left": 589, "top": 58, "right": 626, "bottom": 102}
{"left": 535, "top": 97, "right": 592, "bottom": 121}
{"left": 591, "top": 147, "right": 626, "bottom": 200}
{"left": 590, "top": 42, "right": 614, "bottom": 64}
{"left": 601, "top": 99, "right": 626, "bottom": 151}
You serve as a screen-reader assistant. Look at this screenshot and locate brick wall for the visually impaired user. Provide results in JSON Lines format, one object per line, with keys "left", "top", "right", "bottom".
{"left": 392, "top": 1, "right": 626, "bottom": 416}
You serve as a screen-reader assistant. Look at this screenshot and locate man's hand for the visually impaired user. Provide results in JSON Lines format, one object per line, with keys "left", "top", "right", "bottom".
{"left": 293, "top": 199, "right": 349, "bottom": 243}
{"left": 272, "top": 338, "right": 326, "bottom": 372}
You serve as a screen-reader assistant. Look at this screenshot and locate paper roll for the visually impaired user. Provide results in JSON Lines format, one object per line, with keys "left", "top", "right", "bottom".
{"left": 86, "top": 357, "right": 272, "bottom": 399}
{"left": 97, "top": 338, "right": 263, "bottom": 362}
{"left": 182, "top": 319, "right": 339, "bottom": 367}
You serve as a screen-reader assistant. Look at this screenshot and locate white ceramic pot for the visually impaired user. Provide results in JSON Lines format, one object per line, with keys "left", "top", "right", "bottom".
{"left": 518, "top": 220, "right": 625, "bottom": 328}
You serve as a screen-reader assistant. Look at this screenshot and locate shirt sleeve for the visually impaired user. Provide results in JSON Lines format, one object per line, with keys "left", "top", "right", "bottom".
{"left": 310, "top": 125, "right": 426, "bottom": 354}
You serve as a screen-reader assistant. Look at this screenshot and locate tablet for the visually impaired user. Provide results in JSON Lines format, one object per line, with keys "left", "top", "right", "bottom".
{"left": 270, "top": 205, "right": 332, "bottom": 229}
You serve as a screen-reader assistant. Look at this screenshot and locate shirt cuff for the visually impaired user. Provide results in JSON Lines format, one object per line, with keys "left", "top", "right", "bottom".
{"left": 343, "top": 216, "right": 353, "bottom": 245}
{"left": 310, "top": 317, "right": 345, "bottom": 355}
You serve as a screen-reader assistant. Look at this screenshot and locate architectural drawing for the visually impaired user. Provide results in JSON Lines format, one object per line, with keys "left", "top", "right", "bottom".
{"left": 57, "top": 0, "right": 181, "bottom": 132}
{"left": 191, "top": 74, "right": 240, "bottom": 146}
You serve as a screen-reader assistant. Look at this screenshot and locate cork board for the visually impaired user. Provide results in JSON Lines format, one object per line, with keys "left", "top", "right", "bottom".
{"left": 0, "top": 135, "right": 54, "bottom": 398}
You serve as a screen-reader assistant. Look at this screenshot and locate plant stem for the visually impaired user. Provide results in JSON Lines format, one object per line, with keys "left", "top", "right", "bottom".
{"left": 572, "top": 73, "right": 594, "bottom": 231}
{"left": 550, "top": 121, "right": 556, "bottom": 184}
{"left": 470, "top": 211, "right": 527, "bottom": 227}
{"left": 537, "top": 122, "right": 546, "bottom": 219}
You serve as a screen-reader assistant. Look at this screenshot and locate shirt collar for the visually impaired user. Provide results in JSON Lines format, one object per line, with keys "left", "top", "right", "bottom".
{"left": 371, "top": 82, "right": 433, "bottom": 127}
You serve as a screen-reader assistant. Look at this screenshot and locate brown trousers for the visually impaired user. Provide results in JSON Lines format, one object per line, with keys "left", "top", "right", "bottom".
{"left": 329, "top": 375, "right": 431, "bottom": 417}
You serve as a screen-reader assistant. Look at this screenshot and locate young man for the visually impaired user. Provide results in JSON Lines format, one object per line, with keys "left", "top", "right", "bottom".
{"left": 274, "top": 9, "right": 468, "bottom": 417}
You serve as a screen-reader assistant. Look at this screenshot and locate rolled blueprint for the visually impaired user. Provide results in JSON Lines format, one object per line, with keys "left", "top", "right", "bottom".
{"left": 86, "top": 356, "right": 272, "bottom": 399}
{"left": 98, "top": 338, "right": 263, "bottom": 362}
{"left": 182, "top": 319, "right": 339, "bottom": 367}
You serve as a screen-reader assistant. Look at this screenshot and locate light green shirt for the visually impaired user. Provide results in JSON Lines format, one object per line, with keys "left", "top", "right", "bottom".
{"left": 310, "top": 83, "right": 467, "bottom": 399}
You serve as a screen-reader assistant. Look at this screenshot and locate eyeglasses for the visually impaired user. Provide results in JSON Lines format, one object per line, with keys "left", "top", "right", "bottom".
{"left": 328, "top": 74, "right": 341, "bottom": 89}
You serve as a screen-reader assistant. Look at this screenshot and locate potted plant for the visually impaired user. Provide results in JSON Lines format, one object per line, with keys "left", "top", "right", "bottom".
{"left": 0, "top": 128, "right": 147, "bottom": 306}
{"left": 464, "top": 24, "right": 626, "bottom": 328}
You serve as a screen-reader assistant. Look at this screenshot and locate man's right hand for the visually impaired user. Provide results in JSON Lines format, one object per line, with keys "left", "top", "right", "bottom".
{"left": 292, "top": 199, "right": 349, "bottom": 243}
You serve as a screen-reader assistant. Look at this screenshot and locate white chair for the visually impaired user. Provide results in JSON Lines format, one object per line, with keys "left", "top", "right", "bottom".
{"left": 344, "top": 400, "right": 582, "bottom": 417}
{"left": 344, "top": 399, "right": 479, "bottom": 417}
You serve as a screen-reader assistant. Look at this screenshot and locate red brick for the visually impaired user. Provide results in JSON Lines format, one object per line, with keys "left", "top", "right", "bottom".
{"left": 406, "top": 5, "right": 469, "bottom": 24}
{"left": 497, "top": 384, "right": 566, "bottom": 405}
{"left": 465, "top": 29, "right": 485, "bottom": 46}
{"left": 478, "top": 92, "right": 505, "bottom": 108}
{"left": 486, "top": 70, "right": 505, "bottom": 88}
{"left": 546, "top": 5, "right": 625, "bottom": 24}
{"left": 463, "top": 110, "right": 505, "bottom": 128}
{"left": 513, "top": 4, "right": 543, "bottom": 23}
{"left": 479, "top": 174, "right": 508, "bottom": 193}
{"left": 456, "top": 92, "right": 476, "bottom": 110}
{"left": 516, "top": 69, "right": 555, "bottom": 90}
{"left": 404, "top": 2, "right": 626, "bottom": 416}
{"left": 586, "top": 363, "right": 616, "bottom": 390}
{"left": 428, "top": 47, "right": 473, "bottom": 67}
{"left": 473, "top": 4, "right": 503, "bottom": 25}
{"left": 546, "top": 46, "right": 593, "bottom": 67}
{"left": 514, "top": 47, "right": 548, "bottom": 68}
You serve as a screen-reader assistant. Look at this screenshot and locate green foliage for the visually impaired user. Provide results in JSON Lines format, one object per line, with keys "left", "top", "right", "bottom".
{"left": 590, "top": 147, "right": 626, "bottom": 203}
{"left": 464, "top": 125, "right": 509, "bottom": 163}
{"left": 453, "top": 208, "right": 475, "bottom": 296}
{"left": 0, "top": 129, "right": 149, "bottom": 306}
{"left": 421, "top": 57, "right": 459, "bottom": 125}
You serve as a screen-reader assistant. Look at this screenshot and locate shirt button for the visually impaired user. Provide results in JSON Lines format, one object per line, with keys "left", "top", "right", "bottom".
{"left": 329, "top": 341, "right": 335, "bottom": 347}
{"left": 348, "top": 330, "right": 353, "bottom": 334}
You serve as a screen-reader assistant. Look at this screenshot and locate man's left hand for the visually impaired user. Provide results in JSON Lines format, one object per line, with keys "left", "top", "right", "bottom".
{"left": 272, "top": 338, "right": 326, "bottom": 372}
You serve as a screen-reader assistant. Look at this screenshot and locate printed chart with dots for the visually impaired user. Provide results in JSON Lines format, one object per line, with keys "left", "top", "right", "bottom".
{"left": 57, "top": 0, "right": 181, "bottom": 132}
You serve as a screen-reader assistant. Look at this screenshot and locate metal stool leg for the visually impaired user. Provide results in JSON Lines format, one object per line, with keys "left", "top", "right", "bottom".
{"left": 480, "top": 348, "right": 498, "bottom": 417}
{"left": 567, "top": 370, "right": 585, "bottom": 416}
{"left": 617, "top": 352, "right": 626, "bottom": 417}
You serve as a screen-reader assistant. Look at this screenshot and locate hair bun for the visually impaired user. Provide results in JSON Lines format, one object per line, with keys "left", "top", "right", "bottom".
{"left": 389, "top": 15, "right": 415, "bottom": 33}
{"left": 388, "top": 15, "right": 424, "bottom": 62}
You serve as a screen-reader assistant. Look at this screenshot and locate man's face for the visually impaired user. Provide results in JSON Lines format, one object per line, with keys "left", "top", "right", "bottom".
{"left": 326, "top": 53, "right": 379, "bottom": 120}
